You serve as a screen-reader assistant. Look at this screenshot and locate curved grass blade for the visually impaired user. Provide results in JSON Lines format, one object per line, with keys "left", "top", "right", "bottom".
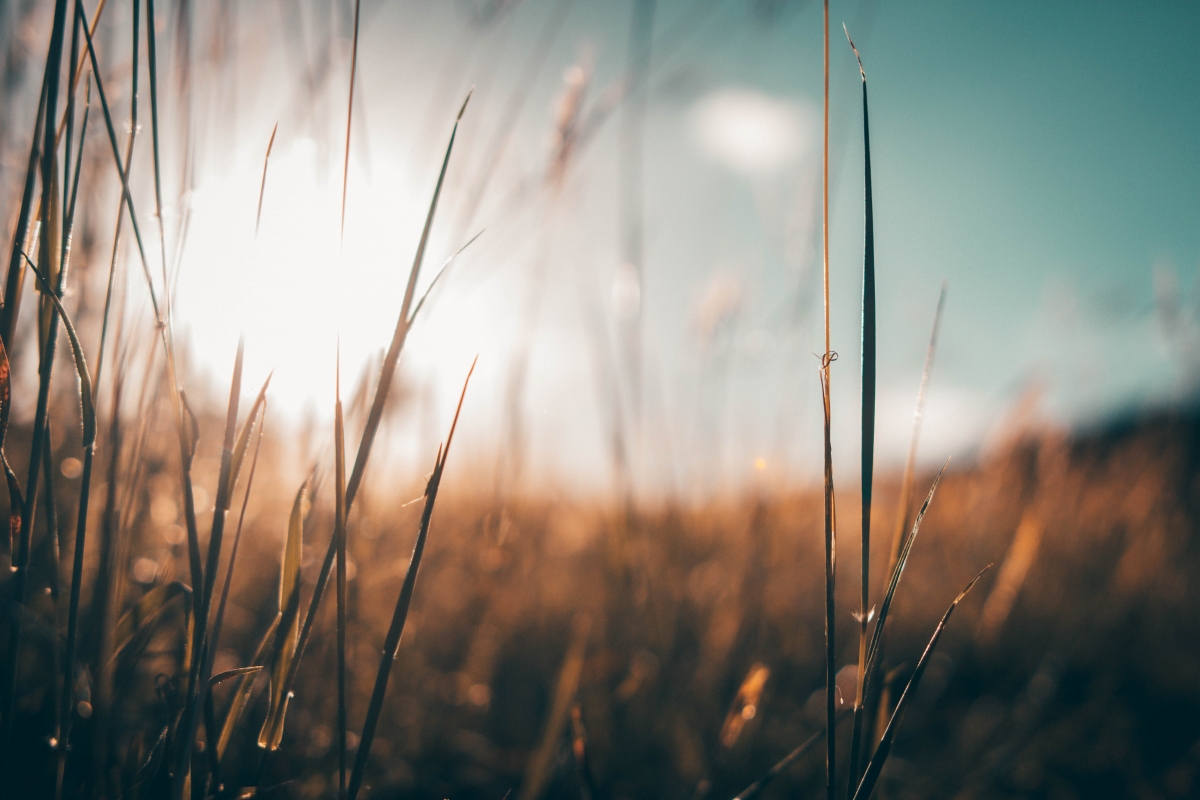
{"left": 258, "top": 479, "right": 310, "bottom": 750}
{"left": 851, "top": 567, "right": 991, "bottom": 800}
{"left": 23, "top": 257, "right": 95, "bottom": 446}
{"left": 109, "top": 580, "right": 192, "bottom": 666}
{"left": 209, "top": 666, "right": 263, "bottom": 690}
{"left": 347, "top": 359, "right": 475, "bottom": 800}
{"left": 217, "top": 615, "right": 278, "bottom": 762}
{"left": 256, "top": 123, "right": 279, "bottom": 236}
{"left": 845, "top": 26, "right": 875, "bottom": 794}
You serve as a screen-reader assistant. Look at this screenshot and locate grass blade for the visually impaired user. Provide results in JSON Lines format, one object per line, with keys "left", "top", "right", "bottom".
{"left": 208, "top": 666, "right": 263, "bottom": 690}
{"left": 272, "top": 94, "right": 473, "bottom": 743}
{"left": 335, "top": 353, "right": 348, "bottom": 796}
{"left": 845, "top": 27, "right": 875, "bottom": 795}
{"left": 851, "top": 567, "right": 991, "bottom": 800}
{"left": 864, "top": 461, "right": 949, "bottom": 690}
{"left": 820, "top": 4, "right": 835, "bottom": 797}
{"left": 258, "top": 479, "right": 311, "bottom": 750}
{"left": 347, "top": 359, "right": 475, "bottom": 800}
{"left": 216, "top": 616, "right": 278, "bottom": 761}
{"left": 341, "top": 0, "right": 362, "bottom": 240}
{"left": 256, "top": 123, "right": 279, "bottom": 236}
{"left": 0, "top": 338, "right": 20, "bottom": 560}
{"left": 109, "top": 580, "right": 192, "bottom": 666}
{"left": 731, "top": 721, "right": 843, "bottom": 800}
{"left": 24, "top": 258, "right": 96, "bottom": 447}
{"left": 519, "top": 614, "right": 592, "bottom": 800}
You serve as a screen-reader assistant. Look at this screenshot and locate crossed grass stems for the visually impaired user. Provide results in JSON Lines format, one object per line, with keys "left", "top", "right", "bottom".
{"left": 0, "top": 1, "right": 988, "bottom": 798}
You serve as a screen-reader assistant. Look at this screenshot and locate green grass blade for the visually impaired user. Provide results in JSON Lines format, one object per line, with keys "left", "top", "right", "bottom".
{"left": 845, "top": 26, "right": 875, "bottom": 794}
{"left": 347, "top": 359, "right": 475, "bottom": 800}
{"left": 851, "top": 567, "right": 991, "bottom": 800}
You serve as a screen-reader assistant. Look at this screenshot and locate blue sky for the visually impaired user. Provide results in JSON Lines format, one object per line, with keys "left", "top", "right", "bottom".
{"left": 74, "top": 0, "right": 1200, "bottom": 492}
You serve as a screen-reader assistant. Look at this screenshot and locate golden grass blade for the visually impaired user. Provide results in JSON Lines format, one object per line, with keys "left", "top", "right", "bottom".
{"left": 335, "top": 352, "right": 348, "bottom": 796}
{"left": 347, "top": 359, "right": 475, "bottom": 800}
{"left": 208, "top": 666, "right": 263, "bottom": 690}
{"left": 217, "top": 616, "right": 278, "bottom": 761}
{"left": 108, "top": 580, "right": 192, "bottom": 666}
{"left": 865, "top": 461, "right": 949, "bottom": 681}
{"left": 341, "top": 0, "right": 362, "bottom": 240}
{"left": 258, "top": 479, "right": 310, "bottom": 750}
{"left": 851, "top": 567, "right": 991, "bottom": 800}
{"left": 820, "top": 354, "right": 837, "bottom": 800}
{"left": 519, "top": 614, "right": 591, "bottom": 800}
{"left": 226, "top": 374, "right": 271, "bottom": 503}
{"left": 0, "top": 337, "right": 18, "bottom": 559}
{"left": 256, "top": 123, "right": 279, "bottom": 237}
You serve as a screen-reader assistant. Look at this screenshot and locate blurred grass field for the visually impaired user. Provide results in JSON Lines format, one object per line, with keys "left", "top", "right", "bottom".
{"left": 1, "top": 2, "right": 1199, "bottom": 799}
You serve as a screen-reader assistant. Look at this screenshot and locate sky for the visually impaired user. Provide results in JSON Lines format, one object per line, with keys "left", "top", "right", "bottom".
{"left": 8, "top": 0, "right": 1197, "bottom": 496}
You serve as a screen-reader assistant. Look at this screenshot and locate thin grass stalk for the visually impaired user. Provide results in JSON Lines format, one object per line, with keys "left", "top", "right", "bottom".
{"left": 274, "top": 94, "right": 472, "bottom": 727}
{"left": 256, "top": 123, "right": 278, "bottom": 236}
{"left": 851, "top": 567, "right": 991, "bottom": 800}
{"left": 145, "top": 0, "right": 169, "bottom": 280}
{"left": 346, "top": 360, "right": 475, "bottom": 800}
{"left": 870, "top": 289, "right": 946, "bottom": 744}
{"left": 61, "top": 1, "right": 82, "bottom": 237}
{"left": 731, "top": 722, "right": 842, "bottom": 800}
{"left": 820, "top": 2, "right": 835, "bottom": 799}
{"left": 171, "top": 342, "right": 245, "bottom": 800}
{"left": 208, "top": 399, "right": 267, "bottom": 789}
{"left": 1, "top": 0, "right": 70, "bottom": 756}
{"left": 845, "top": 27, "right": 874, "bottom": 795}
{"left": 1, "top": 60, "right": 49, "bottom": 350}
{"left": 335, "top": 356, "right": 348, "bottom": 798}
{"left": 864, "top": 462, "right": 948, "bottom": 683}
{"left": 340, "top": 0, "right": 361, "bottom": 239}
{"left": 77, "top": 0, "right": 161, "bottom": 322}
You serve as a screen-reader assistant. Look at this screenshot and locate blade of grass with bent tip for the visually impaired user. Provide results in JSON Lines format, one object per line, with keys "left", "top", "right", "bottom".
{"left": 258, "top": 479, "right": 310, "bottom": 751}
{"left": 275, "top": 93, "right": 473, "bottom": 730}
{"left": 851, "top": 567, "right": 991, "bottom": 800}
{"left": 347, "top": 358, "right": 475, "bottom": 800}
{"left": 844, "top": 25, "right": 876, "bottom": 796}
